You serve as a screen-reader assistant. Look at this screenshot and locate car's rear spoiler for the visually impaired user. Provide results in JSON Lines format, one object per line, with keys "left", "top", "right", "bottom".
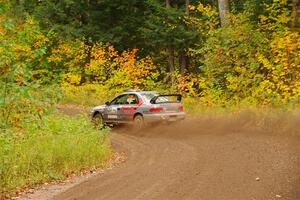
{"left": 150, "top": 94, "right": 182, "bottom": 104}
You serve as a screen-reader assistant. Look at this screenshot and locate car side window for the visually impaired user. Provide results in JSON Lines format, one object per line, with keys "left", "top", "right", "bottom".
{"left": 110, "top": 94, "right": 128, "bottom": 105}
{"left": 125, "top": 94, "right": 139, "bottom": 105}
{"left": 155, "top": 96, "right": 169, "bottom": 103}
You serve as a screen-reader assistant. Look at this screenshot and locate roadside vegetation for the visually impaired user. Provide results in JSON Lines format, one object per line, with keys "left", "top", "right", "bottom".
{"left": 0, "top": 114, "right": 110, "bottom": 196}
{"left": 0, "top": 0, "right": 299, "bottom": 197}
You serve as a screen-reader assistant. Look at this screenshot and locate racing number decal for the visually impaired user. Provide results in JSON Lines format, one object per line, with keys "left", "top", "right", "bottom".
{"left": 120, "top": 97, "right": 143, "bottom": 119}
{"left": 120, "top": 107, "right": 135, "bottom": 113}
{"left": 107, "top": 107, "right": 118, "bottom": 119}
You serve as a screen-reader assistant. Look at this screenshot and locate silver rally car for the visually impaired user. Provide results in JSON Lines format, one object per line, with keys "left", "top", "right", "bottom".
{"left": 91, "top": 91, "right": 186, "bottom": 129}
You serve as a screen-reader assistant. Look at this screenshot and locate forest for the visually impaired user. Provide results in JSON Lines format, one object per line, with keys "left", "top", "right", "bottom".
{"left": 0, "top": 0, "right": 299, "bottom": 197}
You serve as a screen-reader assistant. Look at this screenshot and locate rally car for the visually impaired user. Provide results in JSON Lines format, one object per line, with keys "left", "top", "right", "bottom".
{"left": 90, "top": 90, "right": 186, "bottom": 130}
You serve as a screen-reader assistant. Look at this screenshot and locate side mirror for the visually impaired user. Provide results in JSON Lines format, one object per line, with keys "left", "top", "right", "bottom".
{"left": 105, "top": 101, "right": 110, "bottom": 106}
{"left": 177, "top": 95, "right": 182, "bottom": 102}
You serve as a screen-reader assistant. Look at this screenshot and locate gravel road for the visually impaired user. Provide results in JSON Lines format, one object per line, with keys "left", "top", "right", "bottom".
{"left": 51, "top": 116, "right": 300, "bottom": 200}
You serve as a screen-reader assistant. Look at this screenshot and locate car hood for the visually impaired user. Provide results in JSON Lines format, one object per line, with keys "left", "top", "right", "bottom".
{"left": 92, "top": 105, "right": 106, "bottom": 111}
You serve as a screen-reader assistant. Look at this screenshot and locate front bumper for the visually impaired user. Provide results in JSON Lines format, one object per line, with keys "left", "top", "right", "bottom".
{"left": 143, "top": 112, "right": 186, "bottom": 123}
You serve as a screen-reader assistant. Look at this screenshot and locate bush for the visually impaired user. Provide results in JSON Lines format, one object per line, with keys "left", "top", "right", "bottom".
{"left": 196, "top": 14, "right": 268, "bottom": 104}
{"left": 61, "top": 83, "right": 114, "bottom": 106}
{"left": 0, "top": 113, "right": 111, "bottom": 197}
{"left": 192, "top": 13, "right": 300, "bottom": 107}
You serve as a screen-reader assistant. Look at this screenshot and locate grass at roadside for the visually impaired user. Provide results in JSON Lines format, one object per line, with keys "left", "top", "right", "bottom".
{"left": 0, "top": 113, "right": 111, "bottom": 198}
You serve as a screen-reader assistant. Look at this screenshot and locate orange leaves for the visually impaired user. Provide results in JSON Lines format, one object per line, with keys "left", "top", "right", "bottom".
{"left": 63, "top": 43, "right": 159, "bottom": 90}
{"left": 0, "top": 27, "right": 6, "bottom": 34}
{"left": 47, "top": 43, "right": 73, "bottom": 63}
{"left": 33, "top": 34, "right": 49, "bottom": 48}
{"left": 0, "top": 15, "right": 6, "bottom": 35}
{"left": 117, "top": 50, "right": 158, "bottom": 88}
{"left": 115, "top": 48, "right": 157, "bottom": 86}
{"left": 175, "top": 74, "right": 200, "bottom": 97}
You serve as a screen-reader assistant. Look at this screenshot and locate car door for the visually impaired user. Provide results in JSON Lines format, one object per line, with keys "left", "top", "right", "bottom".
{"left": 119, "top": 94, "right": 140, "bottom": 121}
{"left": 104, "top": 94, "right": 127, "bottom": 122}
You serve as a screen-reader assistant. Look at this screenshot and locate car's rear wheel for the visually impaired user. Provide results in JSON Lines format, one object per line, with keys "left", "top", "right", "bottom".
{"left": 92, "top": 113, "right": 103, "bottom": 128}
{"left": 133, "top": 114, "right": 144, "bottom": 131}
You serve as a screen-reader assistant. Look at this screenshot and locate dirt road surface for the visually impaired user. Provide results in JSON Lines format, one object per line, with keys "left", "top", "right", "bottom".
{"left": 50, "top": 115, "right": 300, "bottom": 200}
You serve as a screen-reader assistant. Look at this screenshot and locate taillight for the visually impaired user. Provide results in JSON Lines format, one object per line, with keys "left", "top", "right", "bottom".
{"left": 149, "top": 107, "right": 163, "bottom": 113}
{"left": 178, "top": 105, "right": 184, "bottom": 112}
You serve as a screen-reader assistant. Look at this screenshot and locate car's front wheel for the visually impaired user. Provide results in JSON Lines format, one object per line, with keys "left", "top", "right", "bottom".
{"left": 92, "top": 113, "right": 103, "bottom": 128}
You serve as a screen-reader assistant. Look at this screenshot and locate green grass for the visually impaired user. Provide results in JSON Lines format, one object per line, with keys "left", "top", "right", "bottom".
{"left": 0, "top": 113, "right": 111, "bottom": 196}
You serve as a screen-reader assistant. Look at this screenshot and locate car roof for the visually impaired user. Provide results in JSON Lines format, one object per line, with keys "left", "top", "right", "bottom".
{"left": 122, "top": 90, "right": 159, "bottom": 95}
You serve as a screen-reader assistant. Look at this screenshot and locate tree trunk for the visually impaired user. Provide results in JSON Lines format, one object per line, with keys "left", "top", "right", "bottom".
{"left": 166, "top": 0, "right": 175, "bottom": 73}
{"left": 218, "top": 0, "right": 229, "bottom": 26}
{"left": 179, "top": 51, "right": 188, "bottom": 75}
{"left": 185, "top": 0, "right": 189, "bottom": 15}
{"left": 167, "top": 45, "right": 175, "bottom": 73}
{"left": 179, "top": 0, "right": 189, "bottom": 75}
{"left": 166, "top": 0, "right": 170, "bottom": 8}
{"left": 291, "top": 0, "right": 299, "bottom": 31}
{"left": 165, "top": 0, "right": 175, "bottom": 89}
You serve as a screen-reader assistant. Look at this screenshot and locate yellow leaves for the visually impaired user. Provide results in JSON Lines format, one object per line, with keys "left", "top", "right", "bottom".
{"left": 292, "top": 82, "right": 300, "bottom": 96}
{"left": 259, "top": 0, "right": 291, "bottom": 32}
{"left": 189, "top": 5, "right": 196, "bottom": 11}
{"left": 13, "top": 45, "right": 31, "bottom": 53}
{"left": 196, "top": 3, "right": 217, "bottom": 18}
{"left": 26, "top": 17, "right": 35, "bottom": 25}
{"left": 88, "top": 46, "right": 109, "bottom": 75}
{"left": 85, "top": 44, "right": 116, "bottom": 80}
{"left": 257, "top": 53, "right": 273, "bottom": 70}
{"left": 255, "top": 31, "right": 300, "bottom": 102}
{"left": 64, "top": 73, "right": 81, "bottom": 85}
{"left": 270, "top": 31, "right": 300, "bottom": 75}
{"left": 47, "top": 42, "right": 82, "bottom": 66}
{"left": 188, "top": 2, "right": 218, "bottom": 33}
{"left": 53, "top": 43, "right": 72, "bottom": 56}
{"left": 196, "top": 3, "right": 205, "bottom": 13}
{"left": 252, "top": 80, "right": 274, "bottom": 101}
{"left": 277, "top": 15, "right": 289, "bottom": 24}
{"left": 47, "top": 55, "right": 63, "bottom": 63}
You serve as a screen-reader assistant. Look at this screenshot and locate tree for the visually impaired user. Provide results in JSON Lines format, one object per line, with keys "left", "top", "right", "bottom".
{"left": 218, "top": 0, "right": 229, "bottom": 26}
{"left": 291, "top": 0, "right": 299, "bottom": 31}
{"left": 166, "top": 0, "right": 175, "bottom": 74}
{"left": 179, "top": 0, "right": 190, "bottom": 75}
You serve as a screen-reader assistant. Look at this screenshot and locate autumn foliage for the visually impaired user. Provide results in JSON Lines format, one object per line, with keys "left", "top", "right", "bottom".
{"left": 0, "top": 0, "right": 300, "bottom": 197}
{"left": 1, "top": 1, "right": 300, "bottom": 115}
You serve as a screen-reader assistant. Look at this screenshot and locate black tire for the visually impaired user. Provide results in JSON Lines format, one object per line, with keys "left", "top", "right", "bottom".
{"left": 132, "top": 114, "right": 144, "bottom": 132}
{"left": 92, "top": 113, "right": 104, "bottom": 128}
